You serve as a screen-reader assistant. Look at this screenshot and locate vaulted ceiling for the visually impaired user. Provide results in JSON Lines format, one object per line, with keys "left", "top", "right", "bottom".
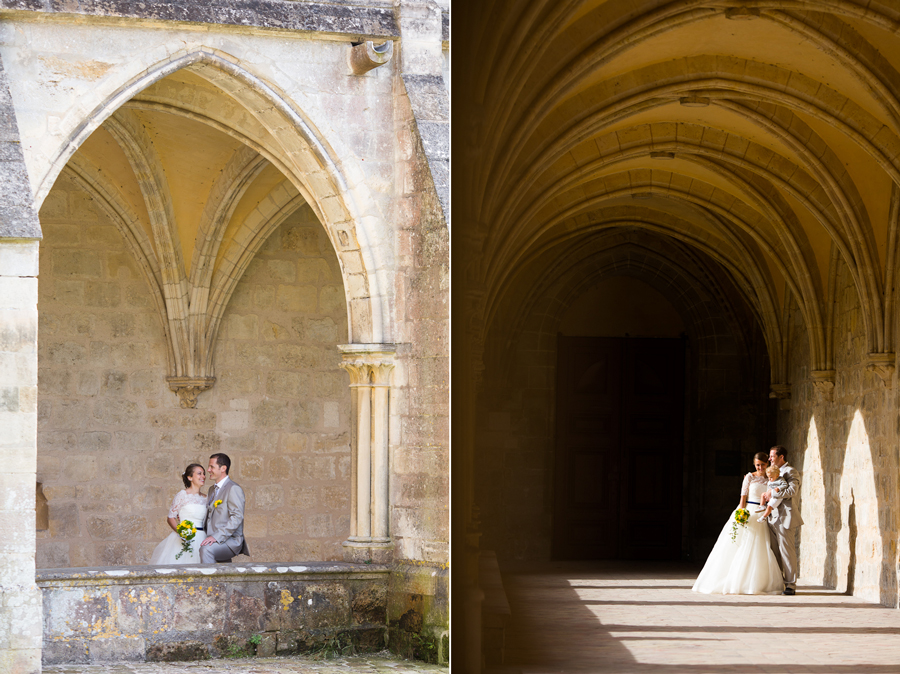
{"left": 62, "top": 69, "right": 307, "bottom": 404}
{"left": 457, "top": 0, "right": 900, "bottom": 389}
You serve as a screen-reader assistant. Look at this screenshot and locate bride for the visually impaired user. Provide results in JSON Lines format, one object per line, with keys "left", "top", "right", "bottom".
{"left": 692, "top": 452, "right": 783, "bottom": 594}
{"left": 149, "top": 463, "right": 208, "bottom": 565}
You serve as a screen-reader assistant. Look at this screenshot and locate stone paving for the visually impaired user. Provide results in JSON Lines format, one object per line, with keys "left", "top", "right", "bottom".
{"left": 494, "top": 561, "right": 900, "bottom": 673}
{"left": 44, "top": 654, "right": 446, "bottom": 674}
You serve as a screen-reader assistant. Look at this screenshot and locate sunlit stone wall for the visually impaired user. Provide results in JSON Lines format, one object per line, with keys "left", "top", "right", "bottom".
{"left": 0, "top": 240, "right": 42, "bottom": 674}
{"left": 36, "top": 176, "right": 352, "bottom": 568}
{"left": 783, "top": 258, "right": 899, "bottom": 606}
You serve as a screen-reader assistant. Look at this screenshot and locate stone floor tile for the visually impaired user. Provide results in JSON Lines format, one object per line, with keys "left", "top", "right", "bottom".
{"left": 490, "top": 561, "right": 900, "bottom": 673}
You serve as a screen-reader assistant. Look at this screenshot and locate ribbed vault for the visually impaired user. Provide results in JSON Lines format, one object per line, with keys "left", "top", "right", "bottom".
{"left": 460, "top": 0, "right": 900, "bottom": 394}
{"left": 56, "top": 64, "right": 350, "bottom": 407}
{"left": 454, "top": 2, "right": 900, "bottom": 665}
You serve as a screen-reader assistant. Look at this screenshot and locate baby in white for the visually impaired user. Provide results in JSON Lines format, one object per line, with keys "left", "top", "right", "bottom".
{"left": 757, "top": 464, "right": 788, "bottom": 523}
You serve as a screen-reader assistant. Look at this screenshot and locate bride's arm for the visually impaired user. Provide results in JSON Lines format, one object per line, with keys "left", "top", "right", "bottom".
{"left": 739, "top": 473, "right": 750, "bottom": 509}
{"left": 166, "top": 490, "right": 185, "bottom": 532}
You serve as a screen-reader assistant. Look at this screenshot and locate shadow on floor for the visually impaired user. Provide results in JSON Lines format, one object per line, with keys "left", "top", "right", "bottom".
{"left": 489, "top": 560, "right": 900, "bottom": 674}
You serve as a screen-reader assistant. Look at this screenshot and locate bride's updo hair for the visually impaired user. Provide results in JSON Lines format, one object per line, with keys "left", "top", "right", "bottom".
{"left": 753, "top": 451, "right": 768, "bottom": 464}
{"left": 182, "top": 463, "right": 204, "bottom": 489}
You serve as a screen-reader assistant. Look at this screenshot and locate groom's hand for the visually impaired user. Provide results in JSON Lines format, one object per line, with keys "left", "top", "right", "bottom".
{"left": 201, "top": 536, "right": 216, "bottom": 546}
{"left": 761, "top": 491, "right": 771, "bottom": 505}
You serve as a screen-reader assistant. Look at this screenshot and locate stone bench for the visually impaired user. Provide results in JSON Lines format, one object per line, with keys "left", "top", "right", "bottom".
{"left": 37, "top": 561, "right": 389, "bottom": 665}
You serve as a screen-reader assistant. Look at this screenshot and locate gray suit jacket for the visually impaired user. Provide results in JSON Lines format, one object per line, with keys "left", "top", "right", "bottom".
{"left": 776, "top": 463, "right": 804, "bottom": 530}
{"left": 205, "top": 478, "right": 250, "bottom": 556}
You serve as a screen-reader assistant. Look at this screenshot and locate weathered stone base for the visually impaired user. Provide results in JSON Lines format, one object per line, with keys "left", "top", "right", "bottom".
{"left": 387, "top": 562, "right": 449, "bottom": 665}
{"left": 342, "top": 540, "right": 394, "bottom": 564}
{"left": 37, "top": 562, "right": 389, "bottom": 665}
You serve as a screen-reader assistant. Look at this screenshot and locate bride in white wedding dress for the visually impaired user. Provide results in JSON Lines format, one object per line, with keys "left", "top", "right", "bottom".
{"left": 149, "top": 463, "right": 208, "bottom": 565}
{"left": 693, "top": 452, "right": 784, "bottom": 594}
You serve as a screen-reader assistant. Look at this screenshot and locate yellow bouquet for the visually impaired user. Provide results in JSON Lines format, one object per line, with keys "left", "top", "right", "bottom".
{"left": 730, "top": 508, "right": 750, "bottom": 543}
{"left": 175, "top": 520, "right": 198, "bottom": 560}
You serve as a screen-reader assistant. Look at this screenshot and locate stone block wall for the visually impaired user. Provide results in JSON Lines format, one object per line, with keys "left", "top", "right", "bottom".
{"left": 0, "top": 240, "right": 42, "bottom": 674}
{"left": 782, "top": 258, "right": 900, "bottom": 606}
{"left": 36, "top": 175, "right": 352, "bottom": 568}
{"left": 37, "top": 562, "right": 388, "bottom": 665}
{"left": 389, "top": 67, "right": 449, "bottom": 567}
{"left": 473, "top": 236, "right": 770, "bottom": 563}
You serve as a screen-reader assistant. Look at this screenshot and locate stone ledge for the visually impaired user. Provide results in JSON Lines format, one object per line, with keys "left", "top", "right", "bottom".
{"left": 38, "top": 561, "right": 391, "bottom": 665}
{"left": 36, "top": 560, "right": 390, "bottom": 586}
{"left": 0, "top": 0, "right": 400, "bottom": 40}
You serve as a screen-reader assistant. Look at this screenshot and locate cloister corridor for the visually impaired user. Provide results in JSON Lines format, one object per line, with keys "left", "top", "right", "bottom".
{"left": 487, "top": 562, "right": 900, "bottom": 673}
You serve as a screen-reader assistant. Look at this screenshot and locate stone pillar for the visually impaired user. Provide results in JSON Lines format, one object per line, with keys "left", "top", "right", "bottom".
{"left": 0, "top": 241, "right": 42, "bottom": 674}
{"left": 339, "top": 344, "right": 396, "bottom": 563}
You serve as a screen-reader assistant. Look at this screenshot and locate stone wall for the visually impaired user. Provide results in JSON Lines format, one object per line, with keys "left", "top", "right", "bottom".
{"left": 389, "top": 76, "right": 449, "bottom": 566}
{"left": 36, "top": 175, "right": 352, "bottom": 568}
{"left": 37, "top": 562, "right": 388, "bottom": 665}
{"left": 782, "top": 258, "right": 900, "bottom": 606}
{"left": 0, "top": 241, "right": 42, "bottom": 674}
{"left": 473, "top": 233, "right": 771, "bottom": 563}
{"left": 383, "top": 59, "right": 449, "bottom": 648}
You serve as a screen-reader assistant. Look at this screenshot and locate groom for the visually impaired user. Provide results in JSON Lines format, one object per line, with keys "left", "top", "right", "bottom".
{"left": 200, "top": 453, "right": 250, "bottom": 563}
{"left": 762, "top": 445, "right": 803, "bottom": 595}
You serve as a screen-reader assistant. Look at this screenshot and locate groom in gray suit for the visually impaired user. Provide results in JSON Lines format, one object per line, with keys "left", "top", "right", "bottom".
{"left": 200, "top": 453, "right": 250, "bottom": 563}
{"left": 762, "top": 445, "right": 803, "bottom": 595}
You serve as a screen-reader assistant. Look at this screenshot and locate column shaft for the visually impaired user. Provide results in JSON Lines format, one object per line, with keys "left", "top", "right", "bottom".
{"left": 356, "top": 384, "right": 373, "bottom": 539}
{"left": 372, "top": 384, "right": 390, "bottom": 540}
{"left": 339, "top": 344, "right": 396, "bottom": 563}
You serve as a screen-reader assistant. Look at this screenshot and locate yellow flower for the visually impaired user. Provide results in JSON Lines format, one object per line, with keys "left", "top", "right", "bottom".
{"left": 213, "top": 499, "right": 223, "bottom": 509}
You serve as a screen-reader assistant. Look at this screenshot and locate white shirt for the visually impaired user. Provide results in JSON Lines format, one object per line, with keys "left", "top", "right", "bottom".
{"left": 213, "top": 475, "right": 230, "bottom": 496}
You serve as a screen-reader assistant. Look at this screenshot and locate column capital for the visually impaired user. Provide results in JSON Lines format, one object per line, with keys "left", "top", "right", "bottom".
{"left": 338, "top": 344, "right": 398, "bottom": 386}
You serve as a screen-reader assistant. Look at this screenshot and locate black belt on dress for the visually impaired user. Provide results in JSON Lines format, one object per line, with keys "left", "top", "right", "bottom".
{"left": 747, "top": 501, "right": 760, "bottom": 505}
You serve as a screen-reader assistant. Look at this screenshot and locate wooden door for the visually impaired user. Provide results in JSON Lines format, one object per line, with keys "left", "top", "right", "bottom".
{"left": 553, "top": 336, "right": 685, "bottom": 559}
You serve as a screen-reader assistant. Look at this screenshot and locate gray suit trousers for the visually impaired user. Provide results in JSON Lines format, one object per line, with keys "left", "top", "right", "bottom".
{"left": 768, "top": 517, "right": 797, "bottom": 588}
{"left": 200, "top": 541, "right": 236, "bottom": 563}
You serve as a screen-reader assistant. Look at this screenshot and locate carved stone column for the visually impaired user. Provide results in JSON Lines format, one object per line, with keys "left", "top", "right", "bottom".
{"left": 338, "top": 344, "right": 396, "bottom": 563}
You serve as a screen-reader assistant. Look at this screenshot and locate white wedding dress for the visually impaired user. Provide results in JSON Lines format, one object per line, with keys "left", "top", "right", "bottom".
{"left": 149, "top": 490, "right": 208, "bottom": 565}
{"left": 692, "top": 474, "right": 784, "bottom": 594}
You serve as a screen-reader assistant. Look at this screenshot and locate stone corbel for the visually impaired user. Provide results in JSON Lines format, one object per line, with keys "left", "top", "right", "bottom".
{"left": 349, "top": 40, "right": 394, "bottom": 75}
{"left": 339, "top": 344, "right": 397, "bottom": 563}
{"left": 866, "top": 353, "right": 895, "bottom": 388}
{"left": 768, "top": 383, "right": 791, "bottom": 400}
{"left": 768, "top": 383, "right": 791, "bottom": 410}
{"left": 166, "top": 376, "right": 216, "bottom": 409}
{"left": 810, "top": 370, "right": 836, "bottom": 402}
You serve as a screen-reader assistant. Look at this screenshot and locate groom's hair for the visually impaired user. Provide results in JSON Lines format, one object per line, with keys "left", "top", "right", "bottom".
{"left": 210, "top": 452, "right": 231, "bottom": 474}
{"left": 770, "top": 445, "right": 788, "bottom": 460}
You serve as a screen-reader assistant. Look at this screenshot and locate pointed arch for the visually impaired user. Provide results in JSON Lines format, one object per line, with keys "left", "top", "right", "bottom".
{"left": 36, "top": 47, "right": 385, "bottom": 343}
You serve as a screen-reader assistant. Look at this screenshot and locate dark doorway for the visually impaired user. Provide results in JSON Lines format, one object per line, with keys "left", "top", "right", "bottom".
{"left": 553, "top": 336, "right": 685, "bottom": 560}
